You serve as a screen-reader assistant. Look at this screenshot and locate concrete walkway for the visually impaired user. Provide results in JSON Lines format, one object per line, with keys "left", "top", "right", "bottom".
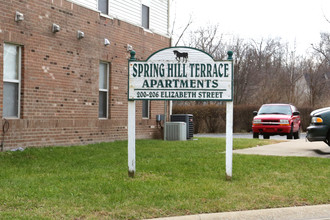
{"left": 150, "top": 204, "right": 330, "bottom": 220}
{"left": 234, "top": 139, "right": 330, "bottom": 158}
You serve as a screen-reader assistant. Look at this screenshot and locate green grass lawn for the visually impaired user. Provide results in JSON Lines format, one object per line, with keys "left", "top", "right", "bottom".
{"left": 0, "top": 138, "right": 329, "bottom": 219}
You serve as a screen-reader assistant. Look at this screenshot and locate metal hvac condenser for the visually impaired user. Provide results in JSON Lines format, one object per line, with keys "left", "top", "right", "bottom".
{"left": 170, "top": 114, "right": 193, "bottom": 139}
{"left": 165, "top": 122, "right": 187, "bottom": 141}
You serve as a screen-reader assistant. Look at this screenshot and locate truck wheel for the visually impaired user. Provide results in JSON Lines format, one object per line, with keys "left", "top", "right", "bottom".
{"left": 324, "top": 131, "right": 330, "bottom": 146}
{"left": 263, "top": 134, "right": 270, "bottom": 139}
{"left": 287, "top": 126, "right": 293, "bottom": 139}
{"left": 253, "top": 132, "right": 259, "bottom": 139}
{"left": 293, "top": 128, "right": 300, "bottom": 139}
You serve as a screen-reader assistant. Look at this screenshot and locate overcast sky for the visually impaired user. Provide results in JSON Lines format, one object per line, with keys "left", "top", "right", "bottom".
{"left": 170, "top": 0, "right": 330, "bottom": 54}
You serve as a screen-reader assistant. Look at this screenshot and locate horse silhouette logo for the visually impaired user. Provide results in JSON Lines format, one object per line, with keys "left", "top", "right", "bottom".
{"left": 173, "top": 50, "right": 188, "bottom": 62}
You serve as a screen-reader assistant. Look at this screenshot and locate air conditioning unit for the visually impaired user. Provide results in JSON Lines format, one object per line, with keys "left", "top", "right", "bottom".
{"left": 165, "top": 122, "right": 186, "bottom": 141}
{"left": 170, "top": 114, "right": 193, "bottom": 139}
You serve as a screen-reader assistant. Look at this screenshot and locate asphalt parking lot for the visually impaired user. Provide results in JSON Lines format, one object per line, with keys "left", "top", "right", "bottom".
{"left": 195, "top": 133, "right": 330, "bottom": 158}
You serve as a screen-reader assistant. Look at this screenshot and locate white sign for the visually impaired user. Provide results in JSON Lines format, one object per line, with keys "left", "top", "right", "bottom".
{"left": 127, "top": 47, "right": 234, "bottom": 180}
{"left": 128, "top": 47, "right": 233, "bottom": 101}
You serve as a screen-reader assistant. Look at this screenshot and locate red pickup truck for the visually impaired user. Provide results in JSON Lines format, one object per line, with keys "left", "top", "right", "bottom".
{"left": 252, "top": 104, "right": 301, "bottom": 139}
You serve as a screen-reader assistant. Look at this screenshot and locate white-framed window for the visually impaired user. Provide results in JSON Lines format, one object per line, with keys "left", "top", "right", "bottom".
{"left": 98, "top": 0, "right": 108, "bottom": 14}
{"left": 3, "top": 43, "right": 21, "bottom": 118}
{"left": 142, "top": 4, "right": 150, "bottom": 29}
{"left": 142, "top": 100, "right": 149, "bottom": 119}
{"left": 99, "top": 62, "right": 109, "bottom": 118}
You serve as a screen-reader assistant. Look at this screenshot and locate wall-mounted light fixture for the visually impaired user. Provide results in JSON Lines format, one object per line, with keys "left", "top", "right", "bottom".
{"left": 52, "top": 23, "right": 60, "bottom": 33}
{"left": 77, "top": 30, "right": 84, "bottom": 39}
{"left": 127, "top": 44, "right": 133, "bottom": 51}
{"left": 104, "top": 38, "right": 110, "bottom": 46}
{"left": 15, "top": 11, "right": 24, "bottom": 22}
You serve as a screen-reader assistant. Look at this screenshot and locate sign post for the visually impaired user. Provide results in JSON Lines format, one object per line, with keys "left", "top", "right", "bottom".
{"left": 226, "top": 101, "right": 233, "bottom": 180}
{"left": 128, "top": 100, "right": 135, "bottom": 177}
{"left": 128, "top": 50, "right": 136, "bottom": 177}
{"left": 127, "top": 47, "right": 234, "bottom": 179}
{"left": 226, "top": 51, "right": 233, "bottom": 180}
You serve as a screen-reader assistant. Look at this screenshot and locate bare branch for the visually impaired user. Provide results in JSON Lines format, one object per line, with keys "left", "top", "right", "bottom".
{"left": 174, "top": 16, "right": 192, "bottom": 46}
{"left": 311, "top": 43, "right": 330, "bottom": 63}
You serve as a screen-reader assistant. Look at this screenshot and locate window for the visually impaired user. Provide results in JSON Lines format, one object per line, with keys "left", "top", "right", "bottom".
{"left": 98, "top": 0, "right": 108, "bottom": 14}
{"left": 142, "top": 4, "right": 149, "bottom": 29}
{"left": 99, "top": 62, "right": 109, "bottom": 118}
{"left": 142, "top": 100, "right": 149, "bottom": 118}
{"left": 3, "top": 43, "right": 21, "bottom": 118}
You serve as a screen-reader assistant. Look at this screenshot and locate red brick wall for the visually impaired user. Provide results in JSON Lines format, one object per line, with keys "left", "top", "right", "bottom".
{"left": 0, "top": 0, "right": 171, "bottom": 150}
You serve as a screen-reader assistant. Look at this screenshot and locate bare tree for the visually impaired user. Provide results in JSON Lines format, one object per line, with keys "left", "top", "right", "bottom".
{"left": 247, "top": 38, "right": 287, "bottom": 105}
{"left": 312, "top": 32, "right": 330, "bottom": 63}
{"left": 173, "top": 24, "right": 329, "bottom": 108}
{"left": 311, "top": 29, "right": 330, "bottom": 106}
{"left": 303, "top": 56, "right": 330, "bottom": 107}
{"left": 227, "top": 38, "right": 256, "bottom": 105}
{"left": 281, "top": 45, "right": 305, "bottom": 105}
{"left": 187, "top": 25, "right": 225, "bottom": 60}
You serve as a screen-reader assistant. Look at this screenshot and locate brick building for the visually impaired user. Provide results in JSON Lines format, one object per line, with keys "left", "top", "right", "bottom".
{"left": 0, "top": 0, "right": 171, "bottom": 150}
